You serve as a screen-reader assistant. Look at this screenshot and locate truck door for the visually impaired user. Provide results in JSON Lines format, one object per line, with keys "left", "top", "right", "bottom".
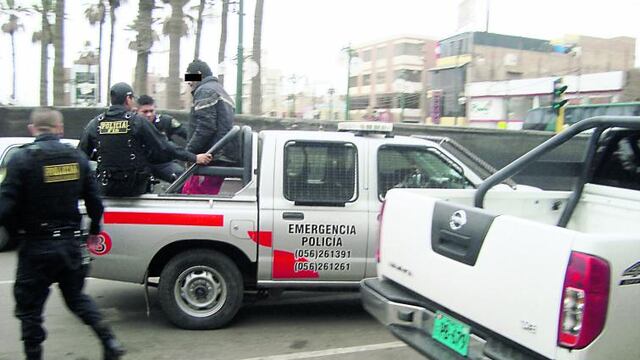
{"left": 269, "top": 139, "right": 368, "bottom": 282}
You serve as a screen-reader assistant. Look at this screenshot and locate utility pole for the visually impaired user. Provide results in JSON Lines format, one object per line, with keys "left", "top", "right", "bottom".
{"left": 343, "top": 45, "right": 357, "bottom": 120}
{"left": 485, "top": 0, "right": 490, "bottom": 32}
{"left": 235, "top": 0, "right": 244, "bottom": 114}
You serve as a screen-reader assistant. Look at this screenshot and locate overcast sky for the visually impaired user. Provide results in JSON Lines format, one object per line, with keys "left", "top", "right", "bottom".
{"left": 0, "top": 0, "right": 638, "bottom": 106}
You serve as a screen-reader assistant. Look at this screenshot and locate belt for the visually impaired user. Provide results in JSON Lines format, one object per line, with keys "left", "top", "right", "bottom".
{"left": 19, "top": 228, "right": 83, "bottom": 240}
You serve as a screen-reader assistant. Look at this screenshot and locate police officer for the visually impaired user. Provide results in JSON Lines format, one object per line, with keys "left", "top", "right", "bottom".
{"left": 182, "top": 60, "right": 239, "bottom": 194}
{"left": 0, "top": 109, "right": 126, "bottom": 360}
{"left": 79, "top": 82, "right": 212, "bottom": 196}
{"left": 136, "top": 94, "right": 187, "bottom": 182}
{"left": 137, "top": 94, "right": 187, "bottom": 143}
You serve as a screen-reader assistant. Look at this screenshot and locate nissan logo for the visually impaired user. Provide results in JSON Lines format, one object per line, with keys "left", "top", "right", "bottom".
{"left": 449, "top": 210, "right": 467, "bottom": 230}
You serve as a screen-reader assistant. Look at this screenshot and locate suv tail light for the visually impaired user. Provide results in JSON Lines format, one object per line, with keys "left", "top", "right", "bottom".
{"left": 558, "top": 251, "right": 610, "bottom": 349}
{"left": 375, "top": 201, "right": 386, "bottom": 263}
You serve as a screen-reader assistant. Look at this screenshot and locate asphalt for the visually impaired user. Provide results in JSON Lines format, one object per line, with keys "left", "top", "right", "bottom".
{"left": 0, "top": 250, "right": 424, "bottom": 360}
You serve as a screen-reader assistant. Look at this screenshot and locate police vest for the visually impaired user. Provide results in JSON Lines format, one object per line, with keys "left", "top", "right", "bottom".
{"left": 22, "top": 142, "right": 83, "bottom": 231}
{"left": 95, "top": 112, "right": 147, "bottom": 177}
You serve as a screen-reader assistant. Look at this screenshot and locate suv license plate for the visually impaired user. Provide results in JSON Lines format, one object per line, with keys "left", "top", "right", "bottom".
{"left": 432, "top": 311, "right": 471, "bottom": 356}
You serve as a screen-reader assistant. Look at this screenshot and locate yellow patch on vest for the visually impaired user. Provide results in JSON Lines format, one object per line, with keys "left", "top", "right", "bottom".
{"left": 99, "top": 120, "right": 129, "bottom": 134}
{"left": 43, "top": 163, "right": 80, "bottom": 183}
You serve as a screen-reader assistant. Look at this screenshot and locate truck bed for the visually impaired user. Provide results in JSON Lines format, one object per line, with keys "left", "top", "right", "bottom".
{"left": 369, "top": 185, "right": 640, "bottom": 359}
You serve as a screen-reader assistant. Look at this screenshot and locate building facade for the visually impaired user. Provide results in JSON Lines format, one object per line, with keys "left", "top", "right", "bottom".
{"left": 466, "top": 71, "right": 626, "bottom": 129}
{"left": 348, "top": 36, "right": 438, "bottom": 122}
{"left": 429, "top": 32, "right": 636, "bottom": 126}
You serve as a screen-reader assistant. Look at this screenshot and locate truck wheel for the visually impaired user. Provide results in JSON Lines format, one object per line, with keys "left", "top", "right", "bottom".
{"left": 158, "top": 249, "right": 243, "bottom": 329}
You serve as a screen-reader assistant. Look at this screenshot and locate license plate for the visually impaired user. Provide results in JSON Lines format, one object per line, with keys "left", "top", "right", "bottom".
{"left": 432, "top": 311, "right": 471, "bottom": 356}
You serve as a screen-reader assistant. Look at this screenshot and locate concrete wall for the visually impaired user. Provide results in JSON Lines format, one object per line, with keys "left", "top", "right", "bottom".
{"left": 0, "top": 106, "right": 587, "bottom": 190}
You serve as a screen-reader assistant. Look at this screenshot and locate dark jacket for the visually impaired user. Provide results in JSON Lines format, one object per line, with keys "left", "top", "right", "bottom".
{"left": 79, "top": 105, "right": 197, "bottom": 165}
{"left": 0, "top": 134, "right": 103, "bottom": 236}
{"left": 188, "top": 76, "right": 239, "bottom": 163}
{"left": 155, "top": 114, "right": 188, "bottom": 143}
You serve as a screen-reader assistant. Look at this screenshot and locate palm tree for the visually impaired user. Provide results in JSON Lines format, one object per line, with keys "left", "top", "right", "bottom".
{"left": 32, "top": 0, "right": 52, "bottom": 106}
{"left": 217, "top": 0, "right": 228, "bottom": 85}
{"left": 53, "top": 0, "right": 65, "bottom": 106}
{"left": 250, "top": 0, "right": 263, "bottom": 115}
{"left": 193, "top": 0, "right": 205, "bottom": 59}
{"left": 107, "top": 0, "right": 123, "bottom": 103}
{"left": 162, "top": 0, "right": 190, "bottom": 109}
{"left": 192, "top": 0, "right": 214, "bottom": 60}
{"left": 130, "top": 0, "right": 157, "bottom": 95}
{"left": 1, "top": 0, "right": 29, "bottom": 103}
{"left": 85, "top": 1, "right": 106, "bottom": 103}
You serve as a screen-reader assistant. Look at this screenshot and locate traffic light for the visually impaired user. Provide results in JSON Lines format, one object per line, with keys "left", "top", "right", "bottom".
{"left": 552, "top": 78, "right": 568, "bottom": 114}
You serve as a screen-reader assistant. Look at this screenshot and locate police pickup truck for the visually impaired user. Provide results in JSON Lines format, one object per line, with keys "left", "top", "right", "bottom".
{"left": 87, "top": 122, "right": 523, "bottom": 330}
{"left": 361, "top": 117, "right": 640, "bottom": 360}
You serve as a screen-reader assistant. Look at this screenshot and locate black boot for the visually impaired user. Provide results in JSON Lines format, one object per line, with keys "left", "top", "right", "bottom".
{"left": 24, "top": 343, "right": 42, "bottom": 360}
{"left": 92, "top": 322, "right": 126, "bottom": 360}
{"left": 103, "top": 337, "right": 127, "bottom": 360}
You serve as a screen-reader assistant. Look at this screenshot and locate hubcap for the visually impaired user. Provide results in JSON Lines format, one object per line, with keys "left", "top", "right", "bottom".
{"left": 173, "top": 265, "right": 227, "bottom": 318}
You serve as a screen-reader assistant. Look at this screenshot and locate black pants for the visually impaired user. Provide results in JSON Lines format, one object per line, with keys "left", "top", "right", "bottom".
{"left": 13, "top": 238, "right": 103, "bottom": 347}
{"left": 150, "top": 161, "right": 185, "bottom": 183}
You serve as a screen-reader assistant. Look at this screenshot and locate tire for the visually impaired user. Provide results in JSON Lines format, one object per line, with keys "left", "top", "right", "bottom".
{"left": 158, "top": 249, "right": 243, "bottom": 329}
{"left": 0, "top": 227, "right": 16, "bottom": 252}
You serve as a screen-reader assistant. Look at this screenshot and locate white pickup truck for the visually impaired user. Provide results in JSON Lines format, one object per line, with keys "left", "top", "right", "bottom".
{"left": 88, "top": 122, "right": 520, "bottom": 330}
{"left": 361, "top": 117, "right": 640, "bottom": 360}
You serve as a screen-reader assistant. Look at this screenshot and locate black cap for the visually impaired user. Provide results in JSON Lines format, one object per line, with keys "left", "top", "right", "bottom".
{"left": 110, "top": 82, "right": 135, "bottom": 105}
{"left": 186, "top": 59, "right": 212, "bottom": 79}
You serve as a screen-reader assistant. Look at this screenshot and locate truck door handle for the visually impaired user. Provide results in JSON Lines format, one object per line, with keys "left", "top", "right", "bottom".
{"left": 283, "top": 212, "right": 304, "bottom": 220}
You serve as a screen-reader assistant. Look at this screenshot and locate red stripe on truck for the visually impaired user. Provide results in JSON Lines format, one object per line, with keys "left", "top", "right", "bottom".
{"left": 248, "top": 231, "right": 273, "bottom": 247}
{"left": 104, "top": 212, "right": 224, "bottom": 227}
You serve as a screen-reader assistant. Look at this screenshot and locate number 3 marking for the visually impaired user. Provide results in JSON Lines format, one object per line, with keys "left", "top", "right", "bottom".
{"left": 88, "top": 231, "right": 112, "bottom": 256}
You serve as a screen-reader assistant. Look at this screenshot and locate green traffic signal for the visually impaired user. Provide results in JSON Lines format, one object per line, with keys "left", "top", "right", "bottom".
{"left": 552, "top": 78, "right": 568, "bottom": 114}
{"left": 553, "top": 85, "right": 568, "bottom": 96}
{"left": 552, "top": 99, "right": 569, "bottom": 110}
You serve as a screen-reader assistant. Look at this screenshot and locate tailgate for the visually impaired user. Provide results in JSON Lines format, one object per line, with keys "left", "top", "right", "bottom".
{"left": 379, "top": 190, "right": 576, "bottom": 359}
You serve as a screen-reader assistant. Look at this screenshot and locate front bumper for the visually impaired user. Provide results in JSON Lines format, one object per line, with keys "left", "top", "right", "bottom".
{"left": 360, "top": 278, "right": 546, "bottom": 360}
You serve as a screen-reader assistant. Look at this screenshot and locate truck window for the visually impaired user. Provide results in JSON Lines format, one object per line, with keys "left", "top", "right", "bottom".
{"left": 592, "top": 133, "right": 640, "bottom": 191}
{"left": 377, "top": 146, "right": 473, "bottom": 199}
{"left": 283, "top": 141, "right": 357, "bottom": 203}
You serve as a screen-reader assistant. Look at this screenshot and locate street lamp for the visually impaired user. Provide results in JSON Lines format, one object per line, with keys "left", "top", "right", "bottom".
{"left": 328, "top": 88, "right": 335, "bottom": 120}
{"left": 342, "top": 45, "right": 358, "bottom": 120}
{"left": 394, "top": 78, "right": 408, "bottom": 122}
{"left": 231, "top": 0, "right": 244, "bottom": 114}
{"left": 287, "top": 74, "right": 304, "bottom": 118}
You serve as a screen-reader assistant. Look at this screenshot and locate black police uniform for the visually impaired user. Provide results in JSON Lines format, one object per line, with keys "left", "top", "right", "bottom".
{"left": 0, "top": 133, "right": 124, "bottom": 360}
{"left": 154, "top": 113, "right": 187, "bottom": 144}
{"left": 150, "top": 114, "right": 188, "bottom": 182}
{"left": 79, "top": 105, "right": 198, "bottom": 196}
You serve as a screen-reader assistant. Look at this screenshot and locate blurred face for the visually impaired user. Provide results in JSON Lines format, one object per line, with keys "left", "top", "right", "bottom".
{"left": 185, "top": 72, "right": 203, "bottom": 92}
{"left": 138, "top": 104, "right": 156, "bottom": 122}
{"left": 187, "top": 80, "right": 200, "bottom": 92}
